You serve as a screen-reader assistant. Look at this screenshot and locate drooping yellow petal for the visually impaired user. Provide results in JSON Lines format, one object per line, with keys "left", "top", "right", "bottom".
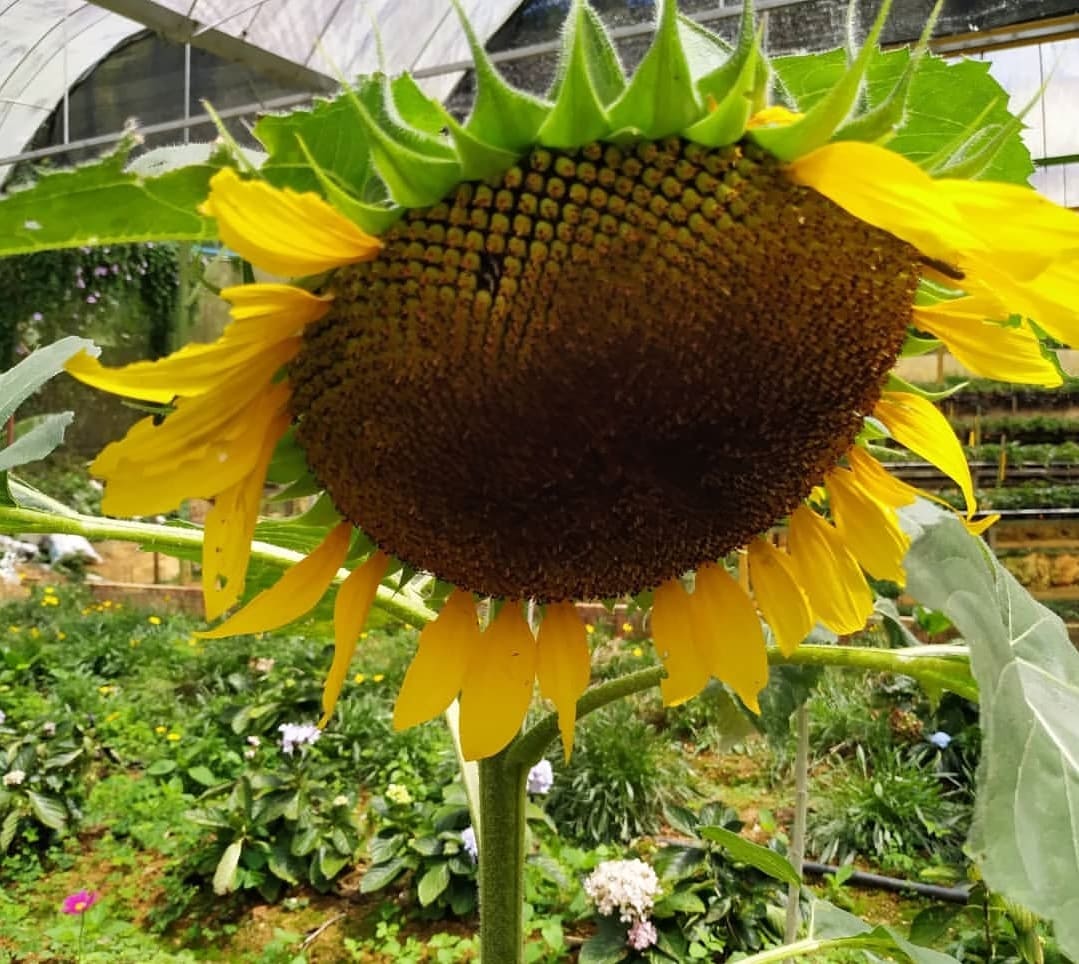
{"left": 320, "top": 551, "right": 389, "bottom": 727}
{"left": 747, "top": 539, "right": 813, "bottom": 657}
{"left": 652, "top": 578, "right": 710, "bottom": 706}
{"left": 788, "top": 506, "right": 873, "bottom": 635}
{"left": 875, "top": 391, "right": 974, "bottom": 516}
{"left": 747, "top": 106, "right": 802, "bottom": 128}
{"left": 536, "top": 602, "right": 591, "bottom": 761}
{"left": 847, "top": 446, "right": 920, "bottom": 510}
{"left": 962, "top": 257, "right": 1079, "bottom": 350}
{"left": 199, "top": 522, "right": 352, "bottom": 638}
{"left": 913, "top": 301, "right": 1061, "bottom": 388}
{"left": 965, "top": 514, "right": 1000, "bottom": 537}
{"left": 937, "top": 178, "right": 1079, "bottom": 273}
{"left": 65, "top": 285, "right": 329, "bottom": 404}
{"left": 393, "top": 590, "right": 481, "bottom": 731}
{"left": 786, "top": 141, "right": 983, "bottom": 265}
{"left": 689, "top": 563, "right": 768, "bottom": 713}
{"left": 825, "top": 466, "right": 910, "bottom": 585}
{"left": 95, "top": 375, "right": 293, "bottom": 516}
{"left": 202, "top": 411, "right": 289, "bottom": 620}
{"left": 459, "top": 602, "right": 538, "bottom": 760}
{"left": 200, "top": 168, "right": 382, "bottom": 278}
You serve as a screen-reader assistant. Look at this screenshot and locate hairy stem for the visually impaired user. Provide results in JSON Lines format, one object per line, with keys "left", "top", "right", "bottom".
{"left": 477, "top": 751, "right": 527, "bottom": 963}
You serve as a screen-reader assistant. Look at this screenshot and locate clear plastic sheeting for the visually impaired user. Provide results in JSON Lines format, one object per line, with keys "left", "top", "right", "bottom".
{"left": 0, "top": 0, "right": 521, "bottom": 181}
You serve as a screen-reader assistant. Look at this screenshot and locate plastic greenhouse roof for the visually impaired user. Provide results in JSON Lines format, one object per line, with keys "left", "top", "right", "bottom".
{"left": 0, "top": 0, "right": 522, "bottom": 168}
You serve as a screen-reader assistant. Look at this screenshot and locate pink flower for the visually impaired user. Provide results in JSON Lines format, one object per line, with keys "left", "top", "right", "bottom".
{"left": 627, "top": 918, "right": 658, "bottom": 951}
{"left": 61, "top": 890, "right": 100, "bottom": 915}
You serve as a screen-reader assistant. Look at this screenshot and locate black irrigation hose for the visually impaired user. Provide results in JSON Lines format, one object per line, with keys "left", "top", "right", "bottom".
{"left": 802, "top": 861, "right": 970, "bottom": 904}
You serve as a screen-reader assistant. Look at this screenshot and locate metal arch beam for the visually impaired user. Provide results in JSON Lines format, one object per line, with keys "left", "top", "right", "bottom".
{"left": 87, "top": 0, "right": 337, "bottom": 92}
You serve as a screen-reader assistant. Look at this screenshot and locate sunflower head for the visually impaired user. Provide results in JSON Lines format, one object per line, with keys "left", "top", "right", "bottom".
{"left": 65, "top": 0, "right": 1079, "bottom": 759}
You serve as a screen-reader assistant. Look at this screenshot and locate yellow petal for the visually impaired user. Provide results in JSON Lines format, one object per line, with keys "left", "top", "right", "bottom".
{"left": 200, "top": 168, "right": 381, "bottom": 277}
{"left": 847, "top": 446, "right": 920, "bottom": 510}
{"left": 65, "top": 285, "right": 328, "bottom": 404}
{"left": 937, "top": 178, "right": 1079, "bottom": 275}
{"left": 875, "top": 391, "right": 974, "bottom": 516}
{"left": 689, "top": 563, "right": 768, "bottom": 713}
{"left": 536, "top": 602, "right": 591, "bottom": 761}
{"left": 652, "top": 578, "right": 710, "bottom": 706}
{"left": 788, "top": 506, "right": 873, "bottom": 635}
{"left": 320, "top": 551, "right": 389, "bottom": 727}
{"left": 199, "top": 522, "right": 352, "bottom": 638}
{"left": 202, "top": 411, "right": 289, "bottom": 620}
{"left": 786, "top": 141, "right": 982, "bottom": 265}
{"left": 913, "top": 301, "right": 1061, "bottom": 388}
{"left": 963, "top": 257, "right": 1079, "bottom": 350}
{"left": 747, "top": 106, "right": 802, "bottom": 128}
{"left": 826, "top": 467, "right": 910, "bottom": 585}
{"left": 459, "top": 602, "right": 538, "bottom": 760}
{"left": 393, "top": 591, "right": 481, "bottom": 731}
{"left": 965, "top": 513, "right": 999, "bottom": 537}
{"left": 747, "top": 539, "right": 813, "bottom": 657}
{"left": 96, "top": 375, "right": 293, "bottom": 516}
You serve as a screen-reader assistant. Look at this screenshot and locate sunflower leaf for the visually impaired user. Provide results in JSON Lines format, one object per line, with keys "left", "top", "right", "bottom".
{"left": 0, "top": 140, "right": 218, "bottom": 256}
{"left": 451, "top": 0, "right": 550, "bottom": 152}
{"left": 752, "top": 0, "right": 892, "bottom": 160}
{"left": 538, "top": 0, "right": 623, "bottom": 148}
{"left": 607, "top": 0, "right": 701, "bottom": 139}
{"left": 255, "top": 96, "right": 374, "bottom": 199}
{"left": 902, "top": 503, "right": 1079, "bottom": 960}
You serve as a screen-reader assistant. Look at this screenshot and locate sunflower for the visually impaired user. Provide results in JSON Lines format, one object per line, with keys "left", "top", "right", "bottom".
{"left": 66, "top": 0, "right": 1079, "bottom": 760}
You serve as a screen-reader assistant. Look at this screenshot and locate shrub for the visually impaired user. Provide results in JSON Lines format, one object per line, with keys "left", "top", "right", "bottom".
{"left": 545, "top": 701, "right": 691, "bottom": 846}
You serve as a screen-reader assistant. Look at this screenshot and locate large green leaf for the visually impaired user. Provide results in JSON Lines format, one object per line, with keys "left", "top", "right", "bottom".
{"left": 26, "top": 791, "right": 67, "bottom": 831}
{"left": 213, "top": 838, "right": 244, "bottom": 895}
{"left": 903, "top": 503, "right": 1079, "bottom": 958}
{"left": 0, "top": 337, "right": 96, "bottom": 426}
{"left": 0, "top": 145, "right": 219, "bottom": 256}
{"left": 699, "top": 824, "right": 800, "bottom": 885}
{"left": 773, "top": 48, "right": 1032, "bottom": 184}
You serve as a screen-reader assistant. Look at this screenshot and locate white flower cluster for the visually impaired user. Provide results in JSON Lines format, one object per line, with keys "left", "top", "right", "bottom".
{"left": 583, "top": 858, "right": 660, "bottom": 923}
{"left": 385, "top": 783, "right": 413, "bottom": 805}
{"left": 3, "top": 769, "right": 26, "bottom": 787}
{"left": 526, "top": 759, "right": 553, "bottom": 795}
{"left": 278, "top": 721, "right": 321, "bottom": 755}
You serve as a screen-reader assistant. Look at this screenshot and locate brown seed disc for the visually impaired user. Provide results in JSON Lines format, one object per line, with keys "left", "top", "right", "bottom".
{"left": 289, "top": 138, "right": 920, "bottom": 601}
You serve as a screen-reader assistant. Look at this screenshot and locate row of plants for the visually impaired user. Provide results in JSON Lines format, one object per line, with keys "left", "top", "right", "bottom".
{"left": 875, "top": 442, "right": 1079, "bottom": 469}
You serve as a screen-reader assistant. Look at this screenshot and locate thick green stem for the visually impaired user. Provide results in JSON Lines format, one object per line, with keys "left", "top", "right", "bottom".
{"left": 477, "top": 750, "right": 528, "bottom": 963}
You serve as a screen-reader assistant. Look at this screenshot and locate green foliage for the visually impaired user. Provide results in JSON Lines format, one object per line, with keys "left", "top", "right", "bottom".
{"left": 360, "top": 783, "right": 477, "bottom": 916}
{"left": 645, "top": 802, "right": 789, "bottom": 960}
{"left": 180, "top": 762, "right": 362, "bottom": 903}
{"left": 545, "top": 700, "right": 692, "bottom": 846}
{"left": 0, "top": 243, "right": 179, "bottom": 369}
{"left": 805, "top": 743, "right": 968, "bottom": 872}
{"left": 0, "top": 714, "right": 93, "bottom": 855}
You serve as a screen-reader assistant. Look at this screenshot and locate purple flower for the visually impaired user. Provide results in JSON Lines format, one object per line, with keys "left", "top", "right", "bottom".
{"left": 93, "top": 266, "right": 109, "bottom": 277}
{"left": 31, "top": 312, "right": 43, "bottom": 322}
{"left": 85, "top": 295, "right": 97, "bottom": 305}
{"left": 278, "top": 721, "right": 321, "bottom": 755}
{"left": 61, "top": 890, "right": 100, "bottom": 915}
{"left": 75, "top": 278, "right": 86, "bottom": 289}
{"left": 526, "top": 758, "right": 553, "bottom": 795}
{"left": 460, "top": 825, "right": 478, "bottom": 861}
{"left": 627, "top": 918, "right": 658, "bottom": 951}
{"left": 928, "top": 730, "right": 952, "bottom": 750}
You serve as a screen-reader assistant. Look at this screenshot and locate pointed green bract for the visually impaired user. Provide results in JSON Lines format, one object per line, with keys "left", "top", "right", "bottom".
{"left": 693, "top": 0, "right": 753, "bottom": 102}
{"left": 450, "top": 0, "right": 550, "bottom": 152}
{"left": 295, "top": 137, "right": 403, "bottom": 234}
{"left": 447, "top": 116, "right": 522, "bottom": 182}
{"left": 538, "top": 0, "right": 624, "bottom": 147}
{"left": 391, "top": 72, "right": 453, "bottom": 135}
{"left": 344, "top": 77, "right": 461, "bottom": 208}
{"left": 606, "top": 0, "right": 701, "bottom": 138}
{"left": 834, "top": 0, "right": 942, "bottom": 144}
{"left": 752, "top": 0, "right": 892, "bottom": 160}
{"left": 684, "top": 23, "right": 764, "bottom": 148}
